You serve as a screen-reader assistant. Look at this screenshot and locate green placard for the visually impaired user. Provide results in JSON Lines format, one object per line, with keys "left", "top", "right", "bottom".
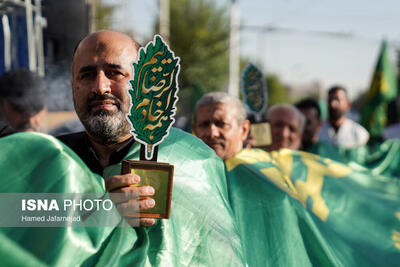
{"left": 241, "top": 63, "right": 268, "bottom": 119}
{"left": 127, "top": 35, "right": 180, "bottom": 160}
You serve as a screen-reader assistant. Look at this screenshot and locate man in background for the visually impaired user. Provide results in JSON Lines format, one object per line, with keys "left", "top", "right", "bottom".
{"left": 0, "top": 68, "right": 47, "bottom": 132}
{"left": 265, "top": 104, "right": 305, "bottom": 151}
{"left": 295, "top": 98, "right": 322, "bottom": 150}
{"left": 193, "top": 95, "right": 305, "bottom": 156}
{"left": 193, "top": 91, "right": 250, "bottom": 160}
{"left": 319, "top": 86, "right": 369, "bottom": 147}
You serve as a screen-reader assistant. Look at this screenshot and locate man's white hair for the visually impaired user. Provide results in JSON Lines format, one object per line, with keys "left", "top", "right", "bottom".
{"left": 267, "top": 104, "right": 306, "bottom": 133}
{"left": 195, "top": 91, "right": 247, "bottom": 124}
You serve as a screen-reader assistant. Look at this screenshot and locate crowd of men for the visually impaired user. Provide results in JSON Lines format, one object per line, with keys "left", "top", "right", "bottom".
{"left": 191, "top": 87, "right": 370, "bottom": 162}
{"left": 0, "top": 30, "right": 397, "bottom": 266}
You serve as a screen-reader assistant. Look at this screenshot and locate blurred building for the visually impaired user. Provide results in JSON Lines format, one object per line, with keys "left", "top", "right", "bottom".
{"left": 42, "top": 0, "right": 94, "bottom": 113}
{"left": 42, "top": 0, "right": 92, "bottom": 70}
{"left": 0, "top": 0, "right": 46, "bottom": 76}
{"left": 0, "top": 1, "right": 94, "bottom": 132}
{"left": 0, "top": 0, "right": 93, "bottom": 75}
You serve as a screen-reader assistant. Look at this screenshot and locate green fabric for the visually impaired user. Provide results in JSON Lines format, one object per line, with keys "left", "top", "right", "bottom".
{"left": 0, "top": 132, "right": 144, "bottom": 267}
{"left": 0, "top": 131, "right": 246, "bottom": 266}
{"left": 307, "top": 140, "right": 400, "bottom": 180}
{"left": 226, "top": 148, "right": 400, "bottom": 267}
{"left": 103, "top": 127, "right": 245, "bottom": 266}
{"left": 361, "top": 40, "right": 398, "bottom": 139}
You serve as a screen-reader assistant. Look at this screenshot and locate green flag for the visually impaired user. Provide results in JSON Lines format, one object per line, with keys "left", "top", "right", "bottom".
{"left": 0, "top": 131, "right": 246, "bottom": 266}
{"left": 361, "top": 40, "right": 398, "bottom": 139}
{"left": 307, "top": 140, "right": 400, "bottom": 179}
{"left": 226, "top": 148, "right": 400, "bottom": 267}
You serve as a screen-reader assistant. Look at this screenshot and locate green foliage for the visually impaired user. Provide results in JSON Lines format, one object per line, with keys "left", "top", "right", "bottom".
{"left": 96, "top": 0, "right": 115, "bottom": 30}
{"left": 159, "top": 0, "right": 229, "bottom": 114}
{"left": 128, "top": 36, "right": 179, "bottom": 159}
{"left": 265, "top": 74, "right": 291, "bottom": 107}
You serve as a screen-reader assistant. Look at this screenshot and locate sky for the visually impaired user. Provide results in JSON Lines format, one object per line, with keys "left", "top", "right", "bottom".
{"left": 104, "top": 0, "right": 400, "bottom": 100}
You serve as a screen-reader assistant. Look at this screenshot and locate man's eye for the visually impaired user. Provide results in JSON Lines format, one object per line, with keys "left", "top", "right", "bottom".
{"left": 79, "top": 72, "right": 96, "bottom": 80}
{"left": 199, "top": 122, "right": 210, "bottom": 128}
{"left": 290, "top": 126, "right": 298, "bottom": 133}
{"left": 215, "top": 121, "right": 230, "bottom": 129}
{"left": 215, "top": 121, "right": 224, "bottom": 128}
{"left": 106, "top": 70, "right": 123, "bottom": 78}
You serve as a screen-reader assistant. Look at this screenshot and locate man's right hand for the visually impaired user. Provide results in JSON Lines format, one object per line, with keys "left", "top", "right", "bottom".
{"left": 106, "top": 173, "right": 156, "bottom": 227}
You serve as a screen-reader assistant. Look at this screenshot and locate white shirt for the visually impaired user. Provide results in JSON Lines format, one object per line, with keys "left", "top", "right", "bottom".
{"left": 318, "top": 118, "right": 369, "bottom": 148}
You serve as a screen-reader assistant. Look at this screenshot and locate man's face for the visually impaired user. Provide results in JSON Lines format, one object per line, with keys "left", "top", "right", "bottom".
{"left": 71, "top": 31, "right": 138, "bottom": 144}
{"left": 268, "top": 107, "right": 303, "bottom": 150}
{"left": 328, "top": 89, "right": 349, "bottom": 121}
{"left": 193, "top": 103, "right": 249, "bottom": 160}
{"left": 299, "top": 107, "right": 321, "bottom": 147}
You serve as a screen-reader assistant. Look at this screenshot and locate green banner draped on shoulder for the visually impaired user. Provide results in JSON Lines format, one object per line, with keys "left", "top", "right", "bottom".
{"left": 0, "top": 133, "right": 145, "bottom": 266}
{"left": 226, "top": 148, "right": 400, "bottom": 267}
{"left": 0, "top": 131, "right": 246, "bottom": 266}
{"left": 103, "top": 128, "right": 246, "bottom": 266}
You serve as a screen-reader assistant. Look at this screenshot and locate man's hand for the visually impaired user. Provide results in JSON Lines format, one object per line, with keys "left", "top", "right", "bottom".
{"left": 106, "top": 173, "right": 156, "bottom": 227}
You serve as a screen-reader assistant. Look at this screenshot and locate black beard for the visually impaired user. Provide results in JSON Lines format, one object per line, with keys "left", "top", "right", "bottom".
{"left": 328, "top": 109, "right": 343, "bottom": 121}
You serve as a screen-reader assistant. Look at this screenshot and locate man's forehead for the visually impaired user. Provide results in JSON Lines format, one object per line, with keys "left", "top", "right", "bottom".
{"left": 75, "top": 32, "right": 137, "bottom": 60}
{"left": 77, "top": 41, "right": 135, "bottom": 58}
{"left": 271, "top": 108, "right": 301, "bottom": 125}
{"left": 73, "top": 42, "right": 137, "bottom": 75}
{"left": 207, "top": 102, "right": 236, "bottom": 114}
{"left": 197, "top": 103, "right": 233, "bottom": 120}
{"left": 300, "top": 107, "right": 318, "bottom": 118}
{"left": 329, "top": 90, "right": 347, "bottom": 100}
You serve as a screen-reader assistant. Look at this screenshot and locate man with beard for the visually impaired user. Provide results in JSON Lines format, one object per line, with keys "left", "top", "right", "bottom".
{"left": 57, "top": 30, "right": 245, "bottom": 265}
{"left": 319, "top": 86, "right": 369, "bottom": 148}
{"left": 295, "top": 98, "right": 323, "bottom": 150}
{"left": 57, "top": 30, "right": 156, "bottom": 226}
{"left": 193, "top": 92, "right": 250, "bottom": 160}
{"left": 265, "top": 104, "right": 305, "bottom": 151}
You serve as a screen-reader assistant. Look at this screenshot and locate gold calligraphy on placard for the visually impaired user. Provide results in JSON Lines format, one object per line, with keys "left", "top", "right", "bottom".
{"left": 134, "top": 51, "right": 176, "bottom": 135}
{"left": 128, "top": 35, "right": 180, "bottom": 160}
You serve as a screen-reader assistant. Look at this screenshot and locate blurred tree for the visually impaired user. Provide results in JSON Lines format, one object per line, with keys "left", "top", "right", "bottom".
{"left": 265, "top": 74, "right": 291, "bottom": 106}
{"left": 156, "top": 0, "right": 229, "bottom": 114}
{"left": 96, "top": 0, "right": 115, "bottom": 30}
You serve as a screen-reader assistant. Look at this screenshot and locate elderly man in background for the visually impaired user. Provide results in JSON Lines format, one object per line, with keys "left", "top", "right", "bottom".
{"left": 265, "top": 104, "right": 305, "bottom": 151}
{"left": 193, "top": 91, "right": 250, "bottom": 160}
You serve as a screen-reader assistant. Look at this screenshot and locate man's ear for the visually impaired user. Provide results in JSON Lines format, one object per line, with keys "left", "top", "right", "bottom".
{"left": 241, "top": 120, "right": 251, "bottom": 141}
{"left": 29, "top": 108, "right": 47, "bottom": 132}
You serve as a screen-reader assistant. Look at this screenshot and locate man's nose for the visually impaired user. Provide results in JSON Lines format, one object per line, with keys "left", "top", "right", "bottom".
{"left": 209, "top": 123, "right": 220, "bottom": 138}
{"left": 92, "top": 71, "right": 111, "bottom": 95}
{"left": 281, "top": 126, "right": 291, "bottom": 138}
{"left": 329, "top": 100, "right": 338, "bottom": 108}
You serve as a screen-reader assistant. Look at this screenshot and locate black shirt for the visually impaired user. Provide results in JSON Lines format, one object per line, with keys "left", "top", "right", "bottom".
{"left": 57, "top": 131, "right": 134, "bottom": 175}
{"left": 0, "top": 120, "right": 15, "bottom": 137}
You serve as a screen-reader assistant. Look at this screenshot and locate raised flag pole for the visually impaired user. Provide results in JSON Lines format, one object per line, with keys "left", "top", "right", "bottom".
{"left": 228, "top": 0, "right": 240, "bottom": 97}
